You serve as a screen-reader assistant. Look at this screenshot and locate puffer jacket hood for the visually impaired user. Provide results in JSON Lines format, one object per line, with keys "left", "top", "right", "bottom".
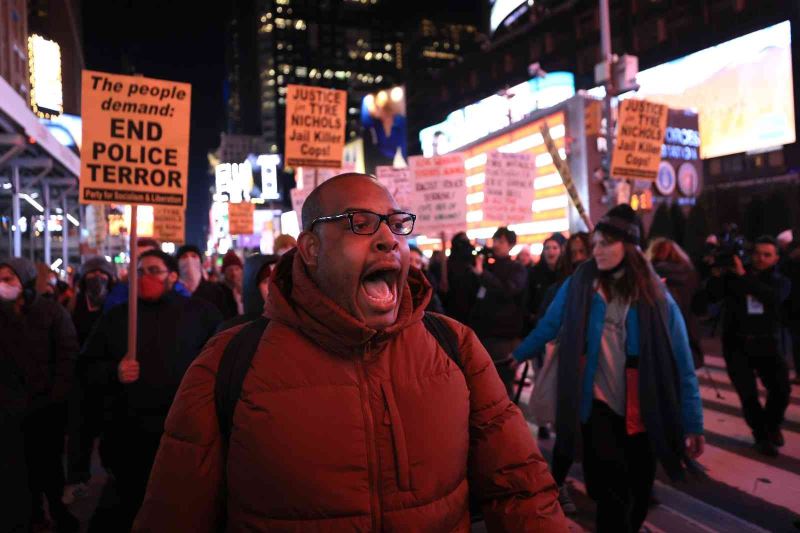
{"left": 265, "top": 248, "right": 431, "bottom": 356}
{"left": 0, "top": 257, "right": 37, "bottom": 287}
{"left": 242, "top": 254, "right": 279, "bottom": 315}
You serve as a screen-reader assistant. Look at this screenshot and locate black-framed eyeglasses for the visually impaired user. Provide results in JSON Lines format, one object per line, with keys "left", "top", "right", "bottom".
{"left": 310, "top": 210, "right": 416, "bottom": 236}
{"left": 137, "top": 267, "right": 169, "bottom": 276}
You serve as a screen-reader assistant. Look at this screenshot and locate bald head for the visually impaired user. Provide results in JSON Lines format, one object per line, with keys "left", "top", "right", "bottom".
{"left": 296, "top": 172, "right": 411, "bottom": 330}
{"left": 301, "top": 173, "right": 389, "bottom": 231}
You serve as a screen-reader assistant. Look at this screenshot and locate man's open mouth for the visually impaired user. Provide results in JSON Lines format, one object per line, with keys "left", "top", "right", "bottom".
{"left": 360, "top": 265, "right": 400, "bottom": 306}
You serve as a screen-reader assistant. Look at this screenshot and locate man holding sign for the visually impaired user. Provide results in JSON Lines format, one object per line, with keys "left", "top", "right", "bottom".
{"left": 83, "top": 250, "right": 221, "bottom": 531}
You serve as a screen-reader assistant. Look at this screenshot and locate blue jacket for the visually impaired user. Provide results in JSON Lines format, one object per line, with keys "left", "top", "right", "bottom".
{"left": 103, "top": 280, "right": 192, "bottom": 313}
{"left": 513, "top": 277, "right": 703, "bottom": 435}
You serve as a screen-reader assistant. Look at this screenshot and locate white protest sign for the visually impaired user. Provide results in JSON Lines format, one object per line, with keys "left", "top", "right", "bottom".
{"left": 375, "top": 166, "right": 414, "bottom": 211}
{"left": 290, "top": 187, "right": 313, "bottom": 229}
{"left": 409, "top": 153, "right": 467, "bottom": 235}
{"left": 483, "top": 152, "right": 536, "bottom": 224}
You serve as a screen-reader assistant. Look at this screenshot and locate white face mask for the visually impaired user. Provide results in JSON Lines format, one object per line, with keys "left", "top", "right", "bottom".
{"left": 0, "top": 282, "right": 22, "bottom": 302}
{"left": 178, "top": 256, "right": 203, "bottom": 290}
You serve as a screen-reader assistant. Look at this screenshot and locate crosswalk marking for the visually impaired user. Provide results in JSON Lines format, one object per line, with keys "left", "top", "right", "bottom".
{"left": 519, "top": 344, "right": 800, "bottom": 530}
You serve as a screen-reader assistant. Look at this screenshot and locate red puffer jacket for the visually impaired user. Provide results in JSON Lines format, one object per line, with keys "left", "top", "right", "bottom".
{"left": 134, "top": 251, "right": 566, "bottom": 532}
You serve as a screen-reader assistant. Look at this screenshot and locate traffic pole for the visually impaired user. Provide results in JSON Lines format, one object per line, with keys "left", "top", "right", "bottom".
{"left": 127, "top": 205, "right": 139, "bottom": 363}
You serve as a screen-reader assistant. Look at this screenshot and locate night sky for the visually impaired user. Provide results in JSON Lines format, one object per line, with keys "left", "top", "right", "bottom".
{"left": 82, "top": 0, "right": 227, "bottom": 248}
{"left": 81, "top": 0, "right": 484, "bottom": 248}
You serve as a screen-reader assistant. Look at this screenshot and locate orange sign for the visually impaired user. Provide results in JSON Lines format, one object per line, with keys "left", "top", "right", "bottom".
{"left": 284, "top": 84, "right": 346, "bottom": 168}
{"left": 152, "top": 206, "right": 185, "bottom": 243}
{"left": 79, "top": 70, "right": 191, "bottom": 206}
{"left": 610, "top": 99, "right": 669, "bottom": 181}
{"left": 228, "top": 202, "right": 255, "bottom": 235}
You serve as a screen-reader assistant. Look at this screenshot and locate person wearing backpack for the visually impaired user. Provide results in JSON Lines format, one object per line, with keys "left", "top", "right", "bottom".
{"left": 134, "top": 173, "right": 567, "bottom": 532}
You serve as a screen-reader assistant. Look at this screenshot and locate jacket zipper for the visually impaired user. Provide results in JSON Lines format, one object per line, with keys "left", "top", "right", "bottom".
{"left": 381, "top": 382, "right": 412, "bottom": 491}
{"left": 356, "top": 359, "right": 382, "bottom": 531}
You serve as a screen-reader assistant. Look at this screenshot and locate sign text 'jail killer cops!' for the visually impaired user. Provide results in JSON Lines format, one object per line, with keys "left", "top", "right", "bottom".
{"left": 79, "top": 70, "right": 191, "bottom": 206}
{"left": 285, "top": 85, "right": 346, "bottom": 169}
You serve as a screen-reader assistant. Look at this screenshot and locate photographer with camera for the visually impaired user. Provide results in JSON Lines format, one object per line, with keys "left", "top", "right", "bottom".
{"left": 707, "top": 235, "right": 791, "bottom": 457}
{"left": 468, "top": 227, "right": 528, "bottom": 398}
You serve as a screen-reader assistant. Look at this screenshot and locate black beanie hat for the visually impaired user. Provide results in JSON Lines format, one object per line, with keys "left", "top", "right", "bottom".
{"left": 595, "top": 204, "right": 641, "bottom": 246}
{"left": 175, "top": 244, "right": 203, "bottom": 260}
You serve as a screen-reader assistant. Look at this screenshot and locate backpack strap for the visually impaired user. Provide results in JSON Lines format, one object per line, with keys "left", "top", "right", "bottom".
{"left": 214, "top": 316, "right": 270, "bottom": 445}
{"left": 422, "top": 312, "right": 462, "bottom": 370}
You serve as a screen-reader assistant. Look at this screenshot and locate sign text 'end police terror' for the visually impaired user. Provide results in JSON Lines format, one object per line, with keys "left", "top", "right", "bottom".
{"left": 87, "top": 119, "right": 182, "bottom": 189}
{"left": 80, "top": 70, "right": 191, "bottom": 207}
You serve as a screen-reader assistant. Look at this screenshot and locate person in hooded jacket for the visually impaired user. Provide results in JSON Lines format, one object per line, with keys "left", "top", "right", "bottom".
{"left": 0, "top": 312, "right": 31, "bottom": 533}
{"left": 134, "top": 173, "right": 567, "bottom": 532}
{"left": 218, "top": 253, "right": 279, "bottom": 332}
{"left": 0, "top": 257, "right": 80, "bottom": 532}
{"left": 647, "top": 238, "right": 704, "bottom": 369}
{"left": 65, "top": 256, "right": 117, "bottom": 497}
{"left": 513, "top": 205, "right": 704, "bottom": 533}
{"left": 82, "top": 250, "right": 222, "bottom": 531}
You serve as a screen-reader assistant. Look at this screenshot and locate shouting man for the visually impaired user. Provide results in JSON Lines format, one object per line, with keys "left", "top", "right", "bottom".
{"left": 135, "top": 174, "right": 566, "bottom": 532}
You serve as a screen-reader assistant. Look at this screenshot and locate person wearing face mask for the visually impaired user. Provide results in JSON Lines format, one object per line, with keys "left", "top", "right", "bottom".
{"left": 175, "top": 244, "right": 228, "bottom": 316}
{"left": 0, "top": 257, "right": 80, "bottom": 532}
{"left": 217, "top": 254, "right": 279, "bottom": 332}
{"left": 134, "top": 174, "right": 566, "bottom": 532}
{"left": 82, "top": 250, "right": 222, "bottom": 531}
{"left": 64, "top": 256, "right": 117, "bottom": 500}
{"left": 103, "top": 237, "right": 192, "bottom": 312}
{"left": 513, "top": 205, "right": 704, "bottom": 533}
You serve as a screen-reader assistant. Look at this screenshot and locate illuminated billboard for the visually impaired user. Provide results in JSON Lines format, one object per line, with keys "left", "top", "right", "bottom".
{"left": 361, "top": 86, "right": 407, "bottom": 173}
{"left": 28, "top": 34, "right": 63, "bottom": 118}
{"left": 419, "top": 72, "right": 575, "bottom": 157}
{"left": 490, "top": 0, "right": 529, "bottom": 34}
{"left": 591, "top": 21, "right": 795, "bottom": 159}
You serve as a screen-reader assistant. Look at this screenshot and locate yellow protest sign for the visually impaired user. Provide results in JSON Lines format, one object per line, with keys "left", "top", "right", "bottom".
{"left": 152, "top": 206, "right": 185, "bottom": 243}
{"left": 79, "top": 70, "right": 191, "bottom": 206}
{"left": 610, "top": 99, "right": 668, "bottom": 181}
{"left": 284, "top": 84, "right": 346, "bottom": 168}
{"left": 228, "top": 202, "right": 255, "bottom": 235}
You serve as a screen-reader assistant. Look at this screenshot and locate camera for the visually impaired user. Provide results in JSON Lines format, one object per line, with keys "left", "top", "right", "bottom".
{"left": 711, "top": 223, "right": 746, "bottom": 269}
{"left": 473, "top": 246, "right": 493, "bottom": 259}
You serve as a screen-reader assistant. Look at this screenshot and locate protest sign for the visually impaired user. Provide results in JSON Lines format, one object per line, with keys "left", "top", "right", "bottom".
{"left": 409, "top": 154, "right": 466, "bottom": 235}
{"left": 483, "top": 152, "right": 536, "bottom": 223}
{"left": 228, "top": 202, "right": 255, "bottom": 235}
{"left": 610, "top": 99, "right": 669, "bottom": 181}
{"left": 285, "top": 84, "right": 347, "bottom": 168}
{"left": 80, "top": 70, "right": 191, "bottom": 206}
{"left": 152, "top": 205, "right": 185, "bottom": 243}
{"left": 375, "top": 166, "right": 414, "bottom": 211}
{"left": 290, "top": 187, "right": 313, "bottom": 229}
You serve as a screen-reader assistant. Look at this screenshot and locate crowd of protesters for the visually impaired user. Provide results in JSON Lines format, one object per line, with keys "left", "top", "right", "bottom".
{"left": 2, "top": 173, "right": 799, "bottom": 532}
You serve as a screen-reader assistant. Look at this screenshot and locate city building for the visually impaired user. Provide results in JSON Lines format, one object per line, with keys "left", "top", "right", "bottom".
{"left": 224, "top": 0, "right": 405, "bottom": 158}
{"left": 409, "top": 0, "right": 800, "bottom": 241}
{"left": 27, "top": 0, "right": 84, "bottom": 115}
{"left": 1, "top": 0, "right": 29, "bottom": 100}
